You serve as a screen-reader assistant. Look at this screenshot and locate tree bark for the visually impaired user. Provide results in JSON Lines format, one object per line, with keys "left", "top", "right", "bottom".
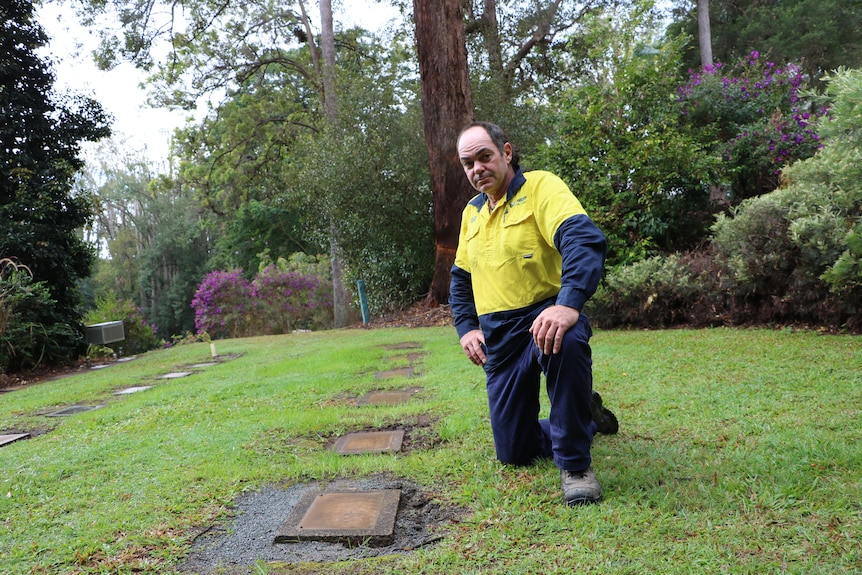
{"left": 318, "top": 0, "right": 355, "bottom": 326}
{"left": 413, "top": 0, "right": 476, "bottom": 306}
{"left": 697, "top": 0, "right": 713, "bottom": 68}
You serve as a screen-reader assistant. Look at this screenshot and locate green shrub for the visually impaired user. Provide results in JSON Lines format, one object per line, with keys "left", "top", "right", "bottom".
{"left": 589, "top": 254, "right": 710, "bottom": 328}
{"left": 709, "top": 68, "right": 862, "bottom": 328}
{"left": 83, "top": 294, "right": 164, "bottom": 355}
{"left": 1, "top": 262, "right": 78, "bottom": 373}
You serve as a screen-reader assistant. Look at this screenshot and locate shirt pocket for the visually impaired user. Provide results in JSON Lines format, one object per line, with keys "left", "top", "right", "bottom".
{"left": 498, "top": 208, "right": 540, "bottom": 265}
{"left": 464, "top": 219, "right": 482, "bottom": 271}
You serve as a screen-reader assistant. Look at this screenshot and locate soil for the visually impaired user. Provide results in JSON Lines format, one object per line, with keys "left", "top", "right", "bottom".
{"left": 0, "top": 358, "right": 93, "bottom": 391}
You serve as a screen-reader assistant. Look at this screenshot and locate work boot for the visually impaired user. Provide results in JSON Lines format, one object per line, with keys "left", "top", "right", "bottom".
{"left": 591, "top": 391, "right": 619, "bottom": 434}
{"left": 561, "top": 468, "right": 602, "bottom": 506}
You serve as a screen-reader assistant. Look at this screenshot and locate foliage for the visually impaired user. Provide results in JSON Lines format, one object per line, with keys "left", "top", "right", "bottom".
{"left": 594, "top": 68, "right": 861, "bottom": 331}
{"left": 207, "top": 200, "right": 312, "bottom": 276}
{"left": 677, "top": 51, "right": 827, "bottom": 200}
{"left": 136, "top": 174, "right": 211, "bottom": 337}
{"left": 668, "top": 0, "right": 862, "bottom": 88}
{"left": 287, "top": 62, "right": 434, "bottom": 314}
{"left": 82, "top": 149, "right": 211, "bottom": 338}
{"left": 709, "top": 70, "right": 861, "bottom": 328}
{"left": 0, "top": 328, "right": 860, "bottom": 573}
{"left": 190, "top": 269, "right": 255, "bottom": 339}
{"left": 0, "top": 0, "right": 110, "bottom": 366}
{"left": 252, "top": 259, "right": 332, "bottom": 333}
{"left": 540, "top": 4, "right": 719, "bottom": 267}
{"left": 82, "top": 293, "right": 163, "bottom": 355}
{"left": 165, "top": 20, "right": 433, "bottom": 314}
{"left": 0, "top": 261, "right": 78, "bottom": 373}
{"left": 190, "top": 258, "right": 333, "bottom": 339}
{"left": 588, "top": 254, "right": 704, "bottom": 327}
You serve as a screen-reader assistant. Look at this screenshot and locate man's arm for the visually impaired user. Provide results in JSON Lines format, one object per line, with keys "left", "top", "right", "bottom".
{"left": 449, "top": 264, "right": 487, "bottom": 366}
{"left": 531, "top": 215, "right": 607, "bottom": 354}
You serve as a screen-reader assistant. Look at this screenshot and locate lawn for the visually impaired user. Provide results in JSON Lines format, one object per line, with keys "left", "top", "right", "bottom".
{"left": 0, "top": 327, "right": 859, "bottom": 574}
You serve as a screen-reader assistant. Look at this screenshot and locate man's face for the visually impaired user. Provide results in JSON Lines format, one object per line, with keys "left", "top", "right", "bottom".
{"left": 457, "top": 126, "right": 513, "bottom": 201}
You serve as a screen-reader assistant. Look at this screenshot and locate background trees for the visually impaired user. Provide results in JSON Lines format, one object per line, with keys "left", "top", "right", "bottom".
{"left": 12, "top": 0, "right": 858, "bottom": 356}
{"left": 669, "top": 0, "right": 862, "bottom": 87}
{"left": 1, "top": 0, "right": 110, "bottom": 371}
{"left": 539, "top": 5, "right": 719, "bottom": 267}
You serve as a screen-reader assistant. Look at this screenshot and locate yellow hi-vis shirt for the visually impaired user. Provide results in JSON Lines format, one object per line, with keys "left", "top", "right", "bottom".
{"left": 453, "top": 170, "right": 589, "bottom": 316}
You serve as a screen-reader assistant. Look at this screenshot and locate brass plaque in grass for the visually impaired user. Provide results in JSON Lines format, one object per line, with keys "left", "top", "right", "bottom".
{"left": 274, "top": 489, "right": 401, "bottom": 546}
{"left": 333, "top": 430, "right": 405, "bottom": 454}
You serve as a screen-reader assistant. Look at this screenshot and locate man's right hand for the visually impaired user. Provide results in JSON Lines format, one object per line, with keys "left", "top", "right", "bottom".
{"left": 459, "top": 329, "right": 487, "bottom": 366}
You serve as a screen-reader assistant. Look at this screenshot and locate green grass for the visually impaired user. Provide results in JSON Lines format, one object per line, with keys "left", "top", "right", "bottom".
{"left": 0, "top": 327, "right": 859, "bottom": 574}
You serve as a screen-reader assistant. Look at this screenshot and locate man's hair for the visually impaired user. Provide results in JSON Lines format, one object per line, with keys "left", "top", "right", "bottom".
{"left": 459, "top": 121, "right": 521, "bottom": 167}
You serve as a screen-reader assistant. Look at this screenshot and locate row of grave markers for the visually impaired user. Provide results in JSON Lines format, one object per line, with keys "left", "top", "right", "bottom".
{"left": 0, "top": 353, "right": 234, "bottom": 445}
{"left": 275, "top": 341, "right": 427, "bottom": 546}
{"left": 1, "top": 341, "right": 430, "bottom": 548}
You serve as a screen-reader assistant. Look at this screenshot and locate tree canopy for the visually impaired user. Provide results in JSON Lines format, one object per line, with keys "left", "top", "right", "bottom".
{"left": 1, "top": 0, "right": 110, "bottom": 368}
{"left": 669, "top": 0, "right": 862, "bottom": 84}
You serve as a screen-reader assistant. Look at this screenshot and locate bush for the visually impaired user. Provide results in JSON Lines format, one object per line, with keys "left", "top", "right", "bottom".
{"left": 253, "top": 263, "right": 332, "bottom": 333}
{"left": 593, "top": 68, "right": 861, "bottom": 332}
{"left": 588, "top": 254, "right": 713, "bottom": 328}
{"left": 709, "top": 68, "right": 862, "bottom": 329}
{"left": 82, "top": 294, "right": 163, "bottom": 356}
{"left": 1, "top": 261, "right": 78, "bottom": 373}
{"left": 190, "top": 255, "right": 334, "bottom": 339}
{"left": 678, "top": 52, "right": 826, "bottom": 200}
{"left": 190, "top": 270, "right": 256, "bottom": 339}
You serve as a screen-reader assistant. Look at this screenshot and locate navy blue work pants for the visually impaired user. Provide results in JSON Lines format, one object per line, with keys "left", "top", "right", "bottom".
{"left": 483, "top": 316, "right": 596, "bottom": 472}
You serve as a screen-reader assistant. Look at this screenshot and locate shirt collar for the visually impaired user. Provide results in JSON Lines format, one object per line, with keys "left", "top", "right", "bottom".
{"left": 470, "top": 165, "right": 526, "bottom": 211}
{"left": 505, "top": 165, "right": 526, "bottom": 203}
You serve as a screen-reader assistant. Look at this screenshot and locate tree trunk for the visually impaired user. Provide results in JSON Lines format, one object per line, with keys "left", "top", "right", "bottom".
{"left": 697, "top": 0, "right": 713, "bottom": 68}
{"left": 413, "top": 0, "right": 476, "bottom": 306}
{"left": 481, "top": 0, "right": 505, "bottom": 87}
{"left": 318, "top": 0, "right": 355, "bottom": 326}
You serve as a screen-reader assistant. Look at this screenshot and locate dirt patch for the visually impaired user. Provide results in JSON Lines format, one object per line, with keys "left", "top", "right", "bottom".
{"left": 361, "top": 303, "right": 453, "bottom": 329}
{"left": 179, "top": 476, "right": 467, "bottom": 574}
{"left": 0, "top": 359, "right": 91, "bottom": 391}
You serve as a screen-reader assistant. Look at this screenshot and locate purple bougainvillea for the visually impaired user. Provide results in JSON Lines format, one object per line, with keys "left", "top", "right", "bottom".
{"left": 191, "top": 266, "right": 333, "bottom": 339}
{"left": 190, "top": 270, "right": 255, "bottom": 339}
{"left": 677, "top": 51, "right": 825, "bottom": 194}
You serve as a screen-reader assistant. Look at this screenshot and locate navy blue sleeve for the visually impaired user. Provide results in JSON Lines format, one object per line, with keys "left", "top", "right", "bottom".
{"left": 449, "top": 264, "right": 480, "bottom": 339}
{"left": 553, "top": 214, "right": 607, "bottom": 311}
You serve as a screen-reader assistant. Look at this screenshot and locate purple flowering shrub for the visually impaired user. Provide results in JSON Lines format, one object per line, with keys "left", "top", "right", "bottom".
{"left": 191, "top": 263, "right": 333, "bottom": 338}
{"left": 677, "top": 51, "right": 826, "bottom": 199}
{"left": 252, "top": 264, "right": 332, "bottom": 334}
{"left": 83, "top": 294, "right": 163, "bottom": 355}
{"left": 191, "top": 270, "right": 256, "bottom": 339}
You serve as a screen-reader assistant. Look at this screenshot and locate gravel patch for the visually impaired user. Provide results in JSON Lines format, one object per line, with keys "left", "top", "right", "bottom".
{"left": 178, "top": 476, "right": 465, "bottom": 574}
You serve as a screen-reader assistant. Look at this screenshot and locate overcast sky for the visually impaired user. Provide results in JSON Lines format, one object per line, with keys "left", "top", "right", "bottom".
{"left": 37, "top": 1, "right": 401, "bottom": 166}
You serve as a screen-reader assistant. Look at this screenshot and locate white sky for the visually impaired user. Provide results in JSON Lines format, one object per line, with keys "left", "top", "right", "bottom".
{"left": 37, "top": 1, "right": 402, "bottom": 166}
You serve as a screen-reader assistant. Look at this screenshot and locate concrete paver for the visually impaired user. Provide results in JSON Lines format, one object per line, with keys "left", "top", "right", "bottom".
{"left": 0, "top": 433, "right": 30, "bottom": 447}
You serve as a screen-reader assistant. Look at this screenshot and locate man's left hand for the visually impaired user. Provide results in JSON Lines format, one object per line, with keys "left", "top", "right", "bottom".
{"left": 529, "top": 305, "right": 580, "bottom": 355}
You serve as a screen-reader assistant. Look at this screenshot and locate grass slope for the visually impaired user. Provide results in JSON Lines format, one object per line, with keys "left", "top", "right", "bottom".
{"left": 0, "top": 327, "right": 859, "bottom": 574}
